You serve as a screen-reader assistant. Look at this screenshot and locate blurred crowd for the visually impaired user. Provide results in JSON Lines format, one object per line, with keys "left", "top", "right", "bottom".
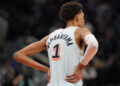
{"left": 0, "top": 0, "right": 120, "bottom": 86}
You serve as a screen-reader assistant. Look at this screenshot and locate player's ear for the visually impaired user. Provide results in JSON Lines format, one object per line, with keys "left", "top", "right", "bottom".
{"left": 74, "top": 15, "right": 79, "bottom": 22}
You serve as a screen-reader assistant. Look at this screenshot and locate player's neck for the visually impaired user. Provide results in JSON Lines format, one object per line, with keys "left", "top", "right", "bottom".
{"left": 66, "top": 20, "right": 83, "bottom": 28}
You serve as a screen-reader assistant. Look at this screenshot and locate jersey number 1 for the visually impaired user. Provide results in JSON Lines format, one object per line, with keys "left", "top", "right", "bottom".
{"left": 52, "top": 44, "right": 61, "bottom": 61}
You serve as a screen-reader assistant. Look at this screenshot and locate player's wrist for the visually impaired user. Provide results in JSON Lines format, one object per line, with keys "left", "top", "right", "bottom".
{"left": 77, "top": 63, "right": 86, "bottom": 70}
{"left": 44, "top": 67, "right": 49, "bottom": 72}
{"left": 39, "top": 65, "right": 49, "bottom": 72}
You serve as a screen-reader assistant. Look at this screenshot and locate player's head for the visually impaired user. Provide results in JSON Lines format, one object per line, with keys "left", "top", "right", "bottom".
{"left": 59, "top": 2, "right": 84, "bottom": 27}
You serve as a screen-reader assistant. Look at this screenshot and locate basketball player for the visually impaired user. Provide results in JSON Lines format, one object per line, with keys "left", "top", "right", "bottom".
{"left": 14, "top": 2, "right": 98, "bottom": 86}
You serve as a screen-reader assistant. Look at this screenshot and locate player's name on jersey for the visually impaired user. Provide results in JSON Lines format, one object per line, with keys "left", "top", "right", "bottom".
{"left": 47, "top": 33, "right": 73, "bottom": 48}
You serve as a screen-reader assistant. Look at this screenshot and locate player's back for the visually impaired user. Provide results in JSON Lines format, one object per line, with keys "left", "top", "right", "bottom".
{"left": 46, "top": 26, "right": 83, "bottom": 86}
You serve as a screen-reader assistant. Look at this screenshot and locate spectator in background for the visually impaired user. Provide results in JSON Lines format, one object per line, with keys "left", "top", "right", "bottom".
{"left": 0, "top": 9, "right": 8, "bottom": 50}
{"left": 2, "top": 61, "right": 23, "bottom": 86}
{"left": 83, "top": 63, "right": 97, "bottom": 86}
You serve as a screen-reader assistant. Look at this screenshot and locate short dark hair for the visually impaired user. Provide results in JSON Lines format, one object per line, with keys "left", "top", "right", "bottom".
{"left": 59, "top": 2, "right": 83, "bottom": 22}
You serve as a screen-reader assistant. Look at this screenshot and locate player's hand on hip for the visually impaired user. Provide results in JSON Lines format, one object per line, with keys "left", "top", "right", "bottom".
{"left": 65, "top": 64, "right": 83, "bottom": 83}
{"left": 47, "top": 69, "right": 50, "bottom": 83}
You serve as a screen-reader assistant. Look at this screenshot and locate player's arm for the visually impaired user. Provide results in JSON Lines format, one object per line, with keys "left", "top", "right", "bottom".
{"left": 66, "top": 28, "right": 98, "bottom": 83}
{"left": 79, "top": 29, "right": 98, "bottom": 66}
{"left": 14, "top": 35, "right": 49, "bottom": 72}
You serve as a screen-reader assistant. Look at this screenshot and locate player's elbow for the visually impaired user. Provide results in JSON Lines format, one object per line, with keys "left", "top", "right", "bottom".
{"left": 14, "top": 52, "right": 22, "bottom": 61}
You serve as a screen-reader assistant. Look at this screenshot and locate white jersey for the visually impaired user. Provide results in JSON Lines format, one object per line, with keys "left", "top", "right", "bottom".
{"left": 46, "top": 26, "right": 84, "bottom": 86}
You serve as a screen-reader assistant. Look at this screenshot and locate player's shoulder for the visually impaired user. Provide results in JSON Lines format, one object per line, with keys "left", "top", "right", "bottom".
{"left": 75, "top": 27, "right": 91, "bottom": 35}
{"left": 78, "top": 27, "right": 90, "bottom": 33}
